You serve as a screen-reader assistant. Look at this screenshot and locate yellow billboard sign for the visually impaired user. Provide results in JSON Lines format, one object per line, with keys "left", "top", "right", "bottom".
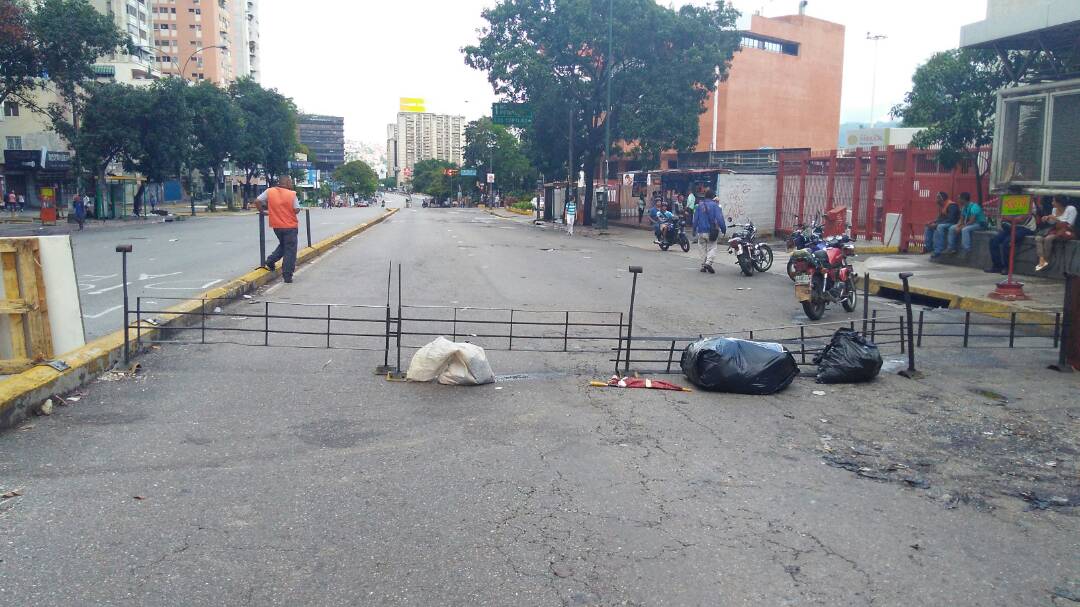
{"left": 399, "top": 97, "right": 426, "bottom": 113}
{"left": 1000, "top": 194, "right": 1032, "bottom": 217}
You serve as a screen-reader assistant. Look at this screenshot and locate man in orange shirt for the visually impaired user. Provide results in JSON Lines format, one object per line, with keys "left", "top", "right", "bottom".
{"left": 256, "top": 176, "right": 302, "bottom": 283}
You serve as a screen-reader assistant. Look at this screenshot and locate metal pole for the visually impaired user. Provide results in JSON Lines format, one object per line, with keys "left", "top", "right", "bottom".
{"left": 898, "top": 272, "right": 918, "bottom": 377}
{"left": 917, "top": 310, "right": 925, "bottom": 347}
{"left": 1050, "top": 273, "right": 1075, "bottom": 372}
{"left": 1009, "top": 312, "right": 1017, "bottom": 348}
{"left": 601, "top": 0, "right": 613, "bottom": 231}
{"left": 116, "top": 245, "right": 133, "bottom": 364}
{"left": 135, "top": 297, "right": 142, "bottom": 351}
{"left": 200, "top": 298, "right": 206, "bottom": 344}
{"left": 396, "top": 264, "right": 403, "bottom": 373}
{"left": 862, "top": 272, "right": 870, "bottom": 335}
{"left": 258, "top": 210, "right": 267, "bottom": 268}
{"left": 624, "top": 266, "right": 643, "bottom": 376}
{"left": 377, "top": 262, "right": 392, "bottom": 374}
{"left": 614, "top": 312, "right": 623, "bottom": 376}
{"left": 963, "top": 312, "right": 971, "bottom": 348}
{"left": 305, "top": 208, "right": 312, "bottom": 249}
{"left": 264, "top": 301, "right": 269, "bottom": 346}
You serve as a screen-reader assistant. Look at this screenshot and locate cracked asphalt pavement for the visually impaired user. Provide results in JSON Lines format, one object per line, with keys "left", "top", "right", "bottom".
{"left": 1, "top": 203, "right": 1078, "bottom": 605}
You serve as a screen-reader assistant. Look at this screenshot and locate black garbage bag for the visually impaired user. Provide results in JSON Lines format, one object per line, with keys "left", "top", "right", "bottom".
{"left": 814, "top": 328, "right": 883, "bottom": 384}
{"left": 680, "top": 337, "right": 799, "bottom": 394}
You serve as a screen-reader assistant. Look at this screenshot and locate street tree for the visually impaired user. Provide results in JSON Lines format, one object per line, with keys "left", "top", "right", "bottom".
{"left": 410, "top": 159, "right": 457, "bottom": 199}
{"left": 892, "top": 49, "right": 1009, "bottom": 203}
{"left": 124, "top": 78, "right": 192, "bottom": 211}
{"left": 229, "top": 78, "right": 300, "bottom": 207}
{"left": 463, "top": 118, "right": 537, "bottom": 199}
{"left": 72, "top": 83, "right": 142, "bottom": 211}
{"left": 186, "top": 80, "right": 243, "bottom": 210}
{"left": 464, "top": 0, "right": 740, "bottom": 224}
{"left": 333, "top": 160, "right": 379, "bottom": 198}
{"left": 380, "top": 176, "right": 397, "bottom": 190}
{"left": 0, "top": 0, "right": 39, "bottom": 107}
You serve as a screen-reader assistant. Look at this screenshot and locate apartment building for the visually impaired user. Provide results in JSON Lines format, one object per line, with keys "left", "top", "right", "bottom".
{"left": 386, "top": 123, "right": 398, "bottom": 182}
{"left": 151, "top": 0, "right": 234, "bottom": 84}
{"left": 230, "top": 0, "right": 261, "bottom": 81}
{"left": 298, "top": 115, "right": 346, "bottom": 168}
{"left": 391, "top": 113, "right": 465, "bottom": 186}
{"left": 88, "top": 0, "right": 159, "bottom": 85}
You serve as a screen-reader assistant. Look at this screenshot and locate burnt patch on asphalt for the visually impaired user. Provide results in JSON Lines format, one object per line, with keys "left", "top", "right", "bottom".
{"left": 291, "top": 419, "right": 380, "bottom": 449}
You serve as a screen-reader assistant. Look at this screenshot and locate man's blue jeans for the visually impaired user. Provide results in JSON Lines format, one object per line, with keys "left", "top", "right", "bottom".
{"left": 947, "top": 224, "right": 985, "bottom": 252}
{"left": 653, "top": 223, "right": 661, "bottom": 240}
{"left": 989, "top": 224, "right": 1034, "bottom": 270}
{"left": 924, "top": 223, "right": 955, "bottom": 255}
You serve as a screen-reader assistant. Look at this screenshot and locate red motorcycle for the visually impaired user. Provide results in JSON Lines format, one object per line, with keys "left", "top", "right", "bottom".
{"left": 790, "top": 235, "right": 857, "bottom": 320}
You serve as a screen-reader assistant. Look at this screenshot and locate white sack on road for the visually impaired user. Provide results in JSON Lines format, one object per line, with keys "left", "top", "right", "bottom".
{"left": 406, "top": 337, "right": 495, "bottom": 386}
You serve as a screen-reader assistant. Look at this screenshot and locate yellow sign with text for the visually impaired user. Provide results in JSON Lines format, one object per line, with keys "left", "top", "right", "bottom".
{"left": 399, "top": 97, "right": 426, "bottom": 113}
{"left": 1000, "top": 194, "right": 1032, "bottom": 217}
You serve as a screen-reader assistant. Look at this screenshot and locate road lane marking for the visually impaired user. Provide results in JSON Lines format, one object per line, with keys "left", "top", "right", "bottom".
{"left": 82, "top": 274, "right": 118, "bottom": 280}
{"left": 82, "top": 305, "right": 123, "bottom": 319}
{"left": 138, "top": 271, "right": 182, "bottom": 281}
{"left": 88, "top": 283, "right": 132, "bottom": 295}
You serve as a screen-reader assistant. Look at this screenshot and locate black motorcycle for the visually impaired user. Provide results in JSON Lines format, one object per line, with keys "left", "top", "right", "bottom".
{"left": 786, "top": 215, "right": 825, "bottom": 281}
{"left": 726, "top": 218, "right": 773, "bottom": 276}
{"left": 656, "top": 218, "right": 691, "bottom": 252}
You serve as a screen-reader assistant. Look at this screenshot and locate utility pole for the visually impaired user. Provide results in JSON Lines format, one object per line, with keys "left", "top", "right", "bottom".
{"left": 867, "top": 33, "right": 887, "bottom": 128}
{"left": 567, "top": 106, "right": 574, "bottom": 217}
{"left": 600, "top": 0, "right": 613, "bottom": 231}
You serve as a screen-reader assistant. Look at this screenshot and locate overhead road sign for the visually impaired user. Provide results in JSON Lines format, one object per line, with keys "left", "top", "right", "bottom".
{"left": 460, "top": 169, "right": 477, "bottom": 177}
{"left": 492, "top": 102, "right": 533, "bottom": 127}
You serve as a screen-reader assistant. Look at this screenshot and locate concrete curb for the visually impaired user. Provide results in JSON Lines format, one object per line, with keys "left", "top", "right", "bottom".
{"left": 856, "top": 272, "right": 1058, "bottom": 327}
{"left": 0, "top": 208, "right": 399, "bottom": 430}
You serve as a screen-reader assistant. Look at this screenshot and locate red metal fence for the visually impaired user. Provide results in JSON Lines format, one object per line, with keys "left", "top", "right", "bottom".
{"left": 775, "top": 146, "right": 991, "bottom": 250}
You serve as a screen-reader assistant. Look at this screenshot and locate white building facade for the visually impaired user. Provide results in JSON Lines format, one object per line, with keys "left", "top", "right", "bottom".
{"left": 392, "top": 112, "right": 465, "bottom": 186}
{"left": 230, "top": 0, "right": 261, "bottom": 81}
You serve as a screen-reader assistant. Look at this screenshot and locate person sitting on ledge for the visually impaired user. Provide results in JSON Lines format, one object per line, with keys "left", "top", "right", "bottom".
{"left": 1034, "top": 195, "right": 1076, "bottom": 272}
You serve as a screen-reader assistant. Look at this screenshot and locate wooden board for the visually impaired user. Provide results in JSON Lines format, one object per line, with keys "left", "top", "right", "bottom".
{"left": 0, "top": 238, "right": 52, "bottom": 373}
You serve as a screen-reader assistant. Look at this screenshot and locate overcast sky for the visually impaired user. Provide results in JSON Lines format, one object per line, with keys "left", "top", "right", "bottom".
{"left": 260, "top": 0, "right": 988, "bottom": 147}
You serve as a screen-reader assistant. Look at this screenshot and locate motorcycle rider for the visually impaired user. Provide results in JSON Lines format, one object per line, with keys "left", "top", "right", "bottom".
{"left": 693, "top": 188, "right": 725, "bottom": 273}
{"left": 656, "top": 202, "right": 675, "bottom": 244}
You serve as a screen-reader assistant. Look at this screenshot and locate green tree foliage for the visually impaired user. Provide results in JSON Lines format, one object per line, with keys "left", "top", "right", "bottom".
{"left": 410, "top": 159, "right": 457, "bottom": 199}
{"left": 464, "top": 0, "right": 740, "bottom": 223}
{"left": 333, "top": 160, "right": 379, "bottom": 197}
{"left": 0, "top": 0, "right": 39, "bottom": 106}
{"left": 463, "top": 118, "right": 537, "bottom": 197}
{"left": 123, "top": 78, "right": 192, "bottom": 208}
{"left": 30, "top": 0, "right": 128, "bottom": 101}
{"left": 893, "top": 49, "right": 1009, "bottom": 202}
{"left": 229, "top": 77, "right": 300, "bottom": 206}
{"left": 186, "top": 80, "right": 243, "bottom": 209}
{"left": 380, "top": 176, "right": 397, "bottom": 190}
{"left": 72, "top": 83, "right": 142, "bottom": 207}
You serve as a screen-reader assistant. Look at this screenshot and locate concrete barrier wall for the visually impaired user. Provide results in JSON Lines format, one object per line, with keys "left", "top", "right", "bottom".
{"left": 716, "top": 174, "right": 777, "bottom": 234}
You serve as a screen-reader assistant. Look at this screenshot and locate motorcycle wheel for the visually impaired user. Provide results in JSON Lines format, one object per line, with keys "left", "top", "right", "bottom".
{"left": 786, "top": 257, "right": 797, "bottom": 282}
{"left": 841, "top": 276, "right": 857, "bottom": 312}
{"left": 679, "top": 233, "right": 691, "bottom": 252}
{"left": 802, "top": 275, "right": 826, "bottom": 320}
{"left": 659, "top": 241, "right": 670, "bottom": 251}
{"left": 753, "top": 244, "right": 774, "bottom": 272}
{"left": 738, "top": 254, "right": 755, "bottom": 277}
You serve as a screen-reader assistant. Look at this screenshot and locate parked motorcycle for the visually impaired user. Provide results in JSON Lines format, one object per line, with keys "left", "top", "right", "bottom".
{"left": 726, "top": 218, "right": 773, "bottom": 276}
{"left": 656, "top": 218, "right": 692, "bottom": 252}
{"left": 790, "top": 235, "right": 857, "bottom": 320}
{"left": 786, "top": 216, "right": 826, "bottom": 281}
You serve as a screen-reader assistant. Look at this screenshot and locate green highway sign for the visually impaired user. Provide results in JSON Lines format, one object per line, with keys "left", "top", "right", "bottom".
{"left": 460, "top": 168, "right": 478, "bottom": 177}
{"left": 492, "top": 102, "right": 533, "bottom": 128}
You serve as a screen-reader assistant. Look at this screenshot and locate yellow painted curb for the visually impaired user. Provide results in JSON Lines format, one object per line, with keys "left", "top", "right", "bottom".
{"left": 856, "top": 245, "right": 901, "bottom": 255}
{"left": 0, "top": 208, "right": 398, "bottom": 429}
{"left": 856, "top": 273, "right": 1057, "bottom": 327}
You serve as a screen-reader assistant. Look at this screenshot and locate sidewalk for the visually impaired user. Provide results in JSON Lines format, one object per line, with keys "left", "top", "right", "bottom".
{"left": 854, "top": 253, "right": 1066, "bottom": 321}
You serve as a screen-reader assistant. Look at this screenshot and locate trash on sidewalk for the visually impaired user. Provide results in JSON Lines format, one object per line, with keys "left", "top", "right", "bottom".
{"left": 406, "top": 337, "right": 495, "bottom": 386}
{"left": 589, "top": 375, "right": 691, "bottom": 392}
{"left": 813, "top": 328, "right": 883, "bottom": 384}
{"left": 680, "top": 337, "right": 798, "bottom": 395}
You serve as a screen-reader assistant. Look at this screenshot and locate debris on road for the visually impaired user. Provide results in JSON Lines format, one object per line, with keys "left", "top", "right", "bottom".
{"left": 406, "top": 337, "right": 495, "bottom": 385}
{"left": 814, "top": 328, "right": 883, "bottom": 384}
{"left": 36, "top": 398, "right": 54, "bottom": 416}
{"left": 681, "top": 337, "right": 798, "bottom": 394}
{"left": 590, "top": 375, "right": 692, "bottom": 392}
{"left": 1, "top": 489, "right": 23, "bottom": 499}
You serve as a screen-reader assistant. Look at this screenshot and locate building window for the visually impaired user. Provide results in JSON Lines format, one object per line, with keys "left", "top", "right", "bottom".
{"left": 1000, "top": 97, "right": 1046, "bottom": 182}
{"left": 740, "top": 34, "right": 799, "bottom": 56}
{"left": 3, "top": 101, "right": 19, "bottom": 117}
{"left": 5, "top": 136, "right": 22, "bottom": 150}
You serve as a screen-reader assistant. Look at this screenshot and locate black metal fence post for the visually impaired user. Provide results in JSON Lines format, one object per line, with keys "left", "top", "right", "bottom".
{"left": 116, "top": 244, "right": 133, "bottom": 364}
{"left": 258, "top": 210, "right": 267, "bottom": 268}
{"left": 1050, "top": 273, "right": 1075, "bottom": 373}
{"left": 898, "top": 272, "right": 919, "bottom": 378}
{"left": 305, "top": 208, "right": 312, "bottom": 249}
{"left": 624, "top": 266, "right": 643, "bottom": 376}
{"left": 395, "top": 264, "right": 403, "bottom": 374}
{"left": 862, "top": 272, "right": 870, "bottom": 335}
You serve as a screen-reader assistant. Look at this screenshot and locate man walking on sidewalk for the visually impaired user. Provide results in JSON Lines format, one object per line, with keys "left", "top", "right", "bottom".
{"left": 693, "top": 188, "right": 725, "bottom": 273}
{"left": 564, "top": 198, "right": 577, "bottom": 236}
{"left": 257, "top": 176, "right": 301, "bottom": 283}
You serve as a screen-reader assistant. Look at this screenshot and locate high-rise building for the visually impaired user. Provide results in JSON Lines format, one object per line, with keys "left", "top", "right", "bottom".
{"left": 90, "top": 0, "right": 159, "bottom": 85}
{"left": 386, "top": 124, "right": 398, "bottom": 182}
{"left": 230, "top": 0, "right": 260, "bottom": 81}
{"left": 151, "top": 0, "right": 235, "bottom": 84}
{"left": 391, "top": 112, "right": 465, "bottom": 186}
{"left": 298, "top": 115, "right": 345, "bottom": 168}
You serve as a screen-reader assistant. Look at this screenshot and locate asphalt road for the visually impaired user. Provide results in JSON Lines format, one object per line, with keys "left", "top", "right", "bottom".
{"left": 1, "top": 205, "right": 1077, "bottom": 605}
{"left": 17, "top": 202, "right": 399, "bottom": 339}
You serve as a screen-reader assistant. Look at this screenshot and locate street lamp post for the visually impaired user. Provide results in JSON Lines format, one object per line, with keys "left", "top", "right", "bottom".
{"left": 180, "top": 44, "right": 226, "bottom": 217}
{"left": 600, "top": 0, "right": 613, "bottom": 231}
{"left": 866, "top": 33, "right": 887, "bottom": 128}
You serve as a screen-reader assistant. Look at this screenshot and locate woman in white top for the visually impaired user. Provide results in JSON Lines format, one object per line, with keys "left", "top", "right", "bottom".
{"left": 1035, "top": 196, "right": 1076, "bottom": 271}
